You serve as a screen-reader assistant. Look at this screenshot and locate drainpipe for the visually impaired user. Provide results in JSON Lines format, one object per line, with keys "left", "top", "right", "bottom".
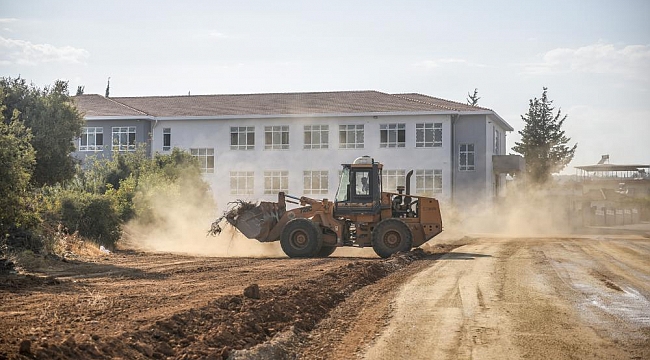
{"left": 151, "top": 118, "right": 158, "bottom": 157}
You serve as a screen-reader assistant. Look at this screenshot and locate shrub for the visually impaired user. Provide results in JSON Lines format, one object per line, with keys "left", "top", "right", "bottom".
{"left": 43, "top": 189, "right": 121, "bottom": 248}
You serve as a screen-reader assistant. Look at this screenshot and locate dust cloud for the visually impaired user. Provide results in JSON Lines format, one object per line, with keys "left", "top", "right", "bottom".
{"left": 122, "top": 176, "right": 285, "bottom": 258}
{"left": 442, "top": 185, "right": 578, "bottom": 237}
{"left": 123, "top": 175, "right": 578, "bottom": 257}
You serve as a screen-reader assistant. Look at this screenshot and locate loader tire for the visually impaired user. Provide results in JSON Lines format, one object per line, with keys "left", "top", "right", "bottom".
{"left": 280, "top": 218, "right": 323, "bottom": 258}
{"left": 371, "top": 218, "right": 413, "bottom": 258}
{"left": 315, "top": 246, "right": 337, "bottom": 257}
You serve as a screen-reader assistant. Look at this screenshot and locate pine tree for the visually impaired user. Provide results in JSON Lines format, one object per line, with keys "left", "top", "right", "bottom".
{"left": 467, "top": 88, "right": 480, "bottom": 106}
{"left": 105, "top": 77, "right": 110, "bottom": 97}
{"left": 76, "top": 85, "right": 85, "bottom": 95}
{"left": 512, "top": 87, "right": 577, "bottom": 184}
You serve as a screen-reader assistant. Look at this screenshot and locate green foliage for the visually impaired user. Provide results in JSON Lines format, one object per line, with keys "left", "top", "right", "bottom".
{"left": 0, "top": 89, "right": 38, "bottom": 237}
{"left": 82, "top": 147, "right": 210, "bottom": 225}
{"left": 512, "top": 87, "right": 577, "bottom": 185}
{"left": 104, "top": 175, "right": 137, "bottom": 221}
{"left": 41, "top": 188, "right": 121, "bottom": 248}
{"left": 76, "top": 85, "right": 85, "bottom": 96}
{"left": 0, "top": 77, "right": 84, "bottom": 186}
{"left": 467, "top": 88, "right": 480, "bottom": 106}
{"left": 126, "top": 148, "right": 211, "bottom": 225}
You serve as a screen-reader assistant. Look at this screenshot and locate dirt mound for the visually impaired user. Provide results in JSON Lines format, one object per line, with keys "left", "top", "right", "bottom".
{"left": 30, "top": 251, "right": 427, "bottom": 359}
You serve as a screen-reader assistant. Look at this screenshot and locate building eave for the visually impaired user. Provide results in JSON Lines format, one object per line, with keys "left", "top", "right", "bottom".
{"left": 85, "top": 116, "right": 155, "bottom": 121}
{"left": 82, "top": 110, "right": 514, "bottom": 132}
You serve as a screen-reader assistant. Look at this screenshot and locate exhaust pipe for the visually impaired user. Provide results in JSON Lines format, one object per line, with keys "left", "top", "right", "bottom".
{"left": 405, "top": 170, "right": 413, "bottom": 206}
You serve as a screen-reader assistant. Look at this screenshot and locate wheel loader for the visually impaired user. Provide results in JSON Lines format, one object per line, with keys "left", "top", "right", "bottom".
{"left": 223, "top": 156, "right": 443, "bottom": 258}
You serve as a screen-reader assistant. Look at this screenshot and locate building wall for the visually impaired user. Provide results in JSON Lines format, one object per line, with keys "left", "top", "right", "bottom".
{"left": 73, "top": 112, "right": 508, "bottom": 212}
{"left": 452, "top": 114, "right": 488, "bottom": 209}
{"left": 488, "top": 115, "right": 508, "bottom": 200}
{"left": 150, "top": 114, "right": 453, "bottom": 210}
{"left": 74, "top": 119, "right": 151, "bottom": 161}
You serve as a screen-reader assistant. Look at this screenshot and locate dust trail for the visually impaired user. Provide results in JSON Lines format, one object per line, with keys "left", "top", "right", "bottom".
{"left": 442, "top": 185, "right": 579, "bottom": 237}
{"left": 122, "top": 175, "right": 285, "bottom": 258}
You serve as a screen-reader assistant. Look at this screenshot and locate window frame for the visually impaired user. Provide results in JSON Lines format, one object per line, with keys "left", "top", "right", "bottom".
{"left": 493, "top": 127, "right": 501, "bottom": 155}
{"left": 339, "top": 124, "right": 364, "bottom": 149}
{"left": 303, "top": 170, "right": 329, "bottom": 195}
{"left": 459, "top": 143, "right": 475, "bottom": 171}
{"left": 190, "top": 148, "right": 215, "bottom": 173}
{"left": 230, "top": 171, "right": 254, "bottom": 195}
{"left": 415, "top": 123, "right": 442, "bottom": 148}
{"left": 162, "top": 128, "right": 171, "bottom": 151}
{"left": 79, "top": 127, "right": 104, "bottom": 152}
{"left": 303, "top": 124, "right": 329, "bottom": 149}
{"left": 382, "top": 169, "right": 406, "bottom": 192}
{"left": 264, "top": 170, "right": 289, "bottom": 194}
{"left": 264, "top": 125, "right": 289, "bottom": 150}
{"left": 111, "top": 126, "right": 136, "bottom": 152}
{"left": 231, "top": 126, "right": 255, "bottom": 150}
{"left": 415, "top": 169, "right": 443, "bottom": 196}
{"left": 379, "top": 123, "right": 406, "bottom": 148}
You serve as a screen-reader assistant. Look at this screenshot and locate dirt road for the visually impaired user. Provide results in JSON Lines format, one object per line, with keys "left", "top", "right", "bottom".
{"left": 363, "top": 236, "right": 650, "bottom": 360}
{"left": 1, "top": 236, "right": 648, "bottom": 359}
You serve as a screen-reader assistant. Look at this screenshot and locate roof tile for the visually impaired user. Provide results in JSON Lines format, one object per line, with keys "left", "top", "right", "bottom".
{"left": 74, "top": 91, "right": 490, "bottom": 118}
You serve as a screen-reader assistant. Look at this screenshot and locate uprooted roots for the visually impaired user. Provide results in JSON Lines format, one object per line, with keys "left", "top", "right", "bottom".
{"left": 208, "top": 200, "right": 258, "bottom": 236}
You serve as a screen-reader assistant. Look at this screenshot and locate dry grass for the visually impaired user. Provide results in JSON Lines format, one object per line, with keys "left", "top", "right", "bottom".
{"left": 10, "top": 223, "right": 107, "bottom": 273}
{"left": 43, "top": 223, "right": 105, "bottom": 257}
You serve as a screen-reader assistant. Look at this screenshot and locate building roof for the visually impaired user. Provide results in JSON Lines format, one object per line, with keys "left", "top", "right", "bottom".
{"left": 394, "top": 93, "right": 493, "bottom": 112}
{"left": 575, "top": 164, "right": 650, "bottom": 172}
{"left": 74, "top": 90, "right": 510, "bottom": 128}
{"left": 73, "top": 94, "right": 148, "bottom": 117}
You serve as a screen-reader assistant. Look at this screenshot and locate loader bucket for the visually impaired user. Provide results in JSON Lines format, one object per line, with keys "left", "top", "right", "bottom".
{"left": 227, "top": 201, "right": 285, "bottom": 242}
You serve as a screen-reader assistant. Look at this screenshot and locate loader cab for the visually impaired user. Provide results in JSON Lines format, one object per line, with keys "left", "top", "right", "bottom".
{"left": 335, "top": 156, "right": 382, "bottom": 215}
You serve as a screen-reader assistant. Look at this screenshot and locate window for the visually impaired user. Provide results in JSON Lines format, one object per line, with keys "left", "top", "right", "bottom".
{"left": 339, "top": 124, "right": 364, "bottom": 149}
{"left": 382, "top": 170, "right": 406, "bottom": 192}
{"left": 459, "top": 144, "right": 475, "bottom": 171}
{"left": 265, "top": 126, "right": 289, "bottom": 150}
{"left": 230, "top": 171, "right": 254, "bottom": 195}
{"left": 380, "top": 123, "right": 405, "bottom": 148}
{"left": 304, "top": 125, "right": 329, "bottom": 149}
{"left": 112, "top": 126, "right": 136, "bottom": 151}
{"left": 493, "top": 128, "right": 501, "bottom": 155}
{"left": 190, "top": 148, "right": 215, "bottom": 173}
{"left": 416, "top": 123, "right": 442, "bottom": 148}
{"left": 416, "top": 169, "right": 442, "bottom": 196}
{"left": 79, "top": 127, "right": 103, "bottom": 151}
{"left": 264, "top": 171, "right": 288, "bottom": 194}
{"left": 163, "top": 128, "right": 171, "bottom": 151}
{"left": 355, "top": 170, "right": 371, "bottom": 196}
{"left": 231, "top": 126, "right": 255, "bottom": 150}
{"left": 303, "top": 170, "right": 328, "bottom": 195}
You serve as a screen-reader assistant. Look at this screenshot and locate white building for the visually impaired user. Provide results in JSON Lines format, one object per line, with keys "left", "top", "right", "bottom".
{"left": 73, "top": 91, "right": 520, "bottom": 211}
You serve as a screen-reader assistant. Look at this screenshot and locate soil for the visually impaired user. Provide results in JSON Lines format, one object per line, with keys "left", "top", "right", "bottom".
{"left": 1, "top": 236, "right": 649, "bottom": 359}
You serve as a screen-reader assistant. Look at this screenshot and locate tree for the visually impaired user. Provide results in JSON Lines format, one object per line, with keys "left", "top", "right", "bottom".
{"left": 105, "top": 77, "right": 110, "bottom": 97}
{"left": 467, "top": 88, "right": 480, "bottom": 106}
{"left": 0, "top": 77, "right": 84, "bottom": 186}
{"left": 0, "top": 88, "right": 37, "bottom": 236}
{"left": 76, "top": 85, "right": 85, "bottom": 95}
{"left": 512, "top": 87, "right": 577, "bottom": 184}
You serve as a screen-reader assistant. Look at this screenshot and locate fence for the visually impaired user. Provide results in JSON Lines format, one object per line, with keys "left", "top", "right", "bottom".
{"left": 589, "top": 207, "right": 640, "bottom": 226}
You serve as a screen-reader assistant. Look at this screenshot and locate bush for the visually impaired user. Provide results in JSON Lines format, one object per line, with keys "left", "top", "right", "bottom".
{"left": 104, "top": 175, "right": 137, "bottom": 222}
{"left": 43, "top": 189, "right": 121, "bottom": 248}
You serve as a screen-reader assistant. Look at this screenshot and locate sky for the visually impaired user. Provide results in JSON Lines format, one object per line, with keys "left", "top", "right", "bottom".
{"left": 1, "top": 0, "right": 649, "bottom": 173}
